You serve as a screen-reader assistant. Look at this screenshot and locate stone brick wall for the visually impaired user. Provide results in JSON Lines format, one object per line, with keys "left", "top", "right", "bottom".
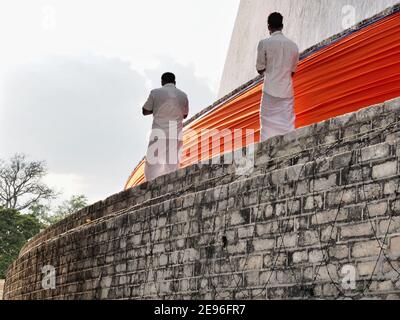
{"left": 4, "top": 97, "right": 400, "bottom": 300}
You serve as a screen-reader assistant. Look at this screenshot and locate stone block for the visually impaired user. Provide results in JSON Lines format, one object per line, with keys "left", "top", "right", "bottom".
{"left": 372, "top": 161, "right": 397, "bottom": 179}
{"left": 340, "top": 222, "right": 374, "bottom": 238}
{"left": 390, "top": 236, "right": 400, "bottom": 257}
{"left": 361, "top": 143, "right": 390, "bottom": 162}
{"left": 352, "top": 240, "right": 381, "bottom": 258}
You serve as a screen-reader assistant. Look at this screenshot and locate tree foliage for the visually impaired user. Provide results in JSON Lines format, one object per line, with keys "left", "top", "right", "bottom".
{"left": 56, "top": 195, "right": 88, "bottom": 219}
{"left": 0, "top": 207, "right": 43, "bottom": 278}
{"left": 28, "top": 203, "right": 54, "bottom": 227}
{"left": 29, "top": 195, "right": 88, "bottom": 226}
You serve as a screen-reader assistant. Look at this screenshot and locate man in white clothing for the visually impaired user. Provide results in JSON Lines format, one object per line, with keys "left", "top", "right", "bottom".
{"left": 142, "top": 72, "right": 189, "bottom": 182}
{"left": 256, "top": 12, "right": 300, "bottom": 141}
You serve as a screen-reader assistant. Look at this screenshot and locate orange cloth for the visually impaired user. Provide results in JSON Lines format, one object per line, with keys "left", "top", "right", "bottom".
{"left": 125, "top": 12, "right": 400, "bottom": 189}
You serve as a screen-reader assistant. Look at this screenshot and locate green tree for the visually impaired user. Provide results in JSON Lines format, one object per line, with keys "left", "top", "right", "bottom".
{"left": 53, "top": 195, "right": 88, "bottom": 225}
{"left": 28, "top": 203, "right": 53, "bottom": 227}
{"left": 29, "top": 195, "right": 89, "bottom": 226}
{"left": 54, "top": 195, "right": 88, "bottom": 220}
{"left": 0, "top": 207, "right": 43, "bottom": 278}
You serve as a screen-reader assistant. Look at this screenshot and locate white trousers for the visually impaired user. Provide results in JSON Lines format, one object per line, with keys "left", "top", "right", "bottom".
{"left": 260, "top": 92, "right": 296, "bottom": 142}
{"left": 144, "top": 138, "right": 183, "bottom": 182}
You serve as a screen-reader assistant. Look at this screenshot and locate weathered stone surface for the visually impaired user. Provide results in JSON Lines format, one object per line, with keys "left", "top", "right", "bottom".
{"left": 352, "top": 240, "right": 381, "bottom": 258}
{"left": 361, "top": 143, "right": 391, "bottom": 162}
{"left": 341, "top": 222, "right": 374, "bottom": 239}
{"left": 3, "top": 98, "right": 400, "bottom": 300}
{"left": 372, "top": 161, "right": 397, "bottom": 179}
{"left": 390, "top": 236, "right": 400, "bottom": 257}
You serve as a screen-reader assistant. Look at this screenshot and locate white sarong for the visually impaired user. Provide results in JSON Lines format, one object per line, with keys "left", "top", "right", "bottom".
{"left": 260, "top": 92, "right": 296, "bottom": 142}
{"left": 144, "top": 137, "right": 183, "bottom": 182}
{"left": 142, "top": 84, "right": 188, "bottom": 182}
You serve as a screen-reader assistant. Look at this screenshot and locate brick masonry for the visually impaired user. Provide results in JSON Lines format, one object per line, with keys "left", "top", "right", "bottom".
{"left": 4, "top": 97, "right": 400, "bottom": 300}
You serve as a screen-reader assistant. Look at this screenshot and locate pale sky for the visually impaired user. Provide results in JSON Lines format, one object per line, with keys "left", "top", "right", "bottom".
{"left": 0, "top": 0, "right": 240, "bottom": 205}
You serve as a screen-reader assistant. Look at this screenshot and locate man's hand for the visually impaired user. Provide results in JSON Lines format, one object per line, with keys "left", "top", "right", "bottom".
{"left": 142, "top": 108, "right": 153, "bottom": 116}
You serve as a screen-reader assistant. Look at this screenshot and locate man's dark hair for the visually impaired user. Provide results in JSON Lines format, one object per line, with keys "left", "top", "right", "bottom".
{"left": 268, "top": 12, "right": 283, "bottom": 29}
{"left": 161, "top": 72, "right": 176, "bottom": 84}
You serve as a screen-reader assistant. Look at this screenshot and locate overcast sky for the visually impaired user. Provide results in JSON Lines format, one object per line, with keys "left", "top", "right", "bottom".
{"left": 0, "top": 0, "right": 240, "bottom": 205}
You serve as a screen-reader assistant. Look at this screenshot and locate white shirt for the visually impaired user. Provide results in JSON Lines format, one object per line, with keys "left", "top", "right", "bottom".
{"left": 256, "top": 31, "right": 299, "bottom": 98}
{"left": 142, "top": 83, "right": 189, "bottom": 138}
